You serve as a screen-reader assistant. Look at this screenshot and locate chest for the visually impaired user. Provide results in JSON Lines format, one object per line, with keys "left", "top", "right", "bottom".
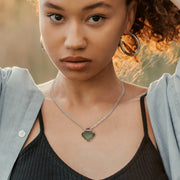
{"left": 21, "top": 99, "right": 151, "bottom": 179}
{"left": 40, "top": 102, "right": 145, "bottom": 179}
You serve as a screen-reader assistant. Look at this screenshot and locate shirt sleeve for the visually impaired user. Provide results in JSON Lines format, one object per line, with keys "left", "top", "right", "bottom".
{"left": 146, "top": 59, "right": 180, "bottom": 180}
{"left": 0, "top": 67, "right": 44, "bottom": 179}
{"left": 0, "top": 67, "right": 12, "bottom": 116}
{"left": 0, "top": 67, "right": 12, "bottom": 95}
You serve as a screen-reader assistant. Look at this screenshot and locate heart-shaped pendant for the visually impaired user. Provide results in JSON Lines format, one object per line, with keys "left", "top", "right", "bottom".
{"left": 82, "top": 129, "right": 95, "bottom": 142}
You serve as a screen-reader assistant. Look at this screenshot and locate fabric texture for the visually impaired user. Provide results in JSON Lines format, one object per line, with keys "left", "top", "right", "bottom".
{"left": 10, "top": 94, "right": 168, "bottom": 180}
{"left": 0, "top": 60, "right": 180, "bottom": 179}
{"left": 147, "top": 60, "right": 180, "bottom": 180}
{"left": 0, "top": 67, "right": 44, "bottom": 180}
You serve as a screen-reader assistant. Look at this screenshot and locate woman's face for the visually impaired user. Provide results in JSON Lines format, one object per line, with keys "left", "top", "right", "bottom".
{"left": 39, "top": 0, "right": 136, "bottom": 81}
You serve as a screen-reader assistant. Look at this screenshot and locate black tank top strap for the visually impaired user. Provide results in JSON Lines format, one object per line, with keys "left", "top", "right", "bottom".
{"left": 10, "top": 93, "right": 169, "bottom": 180}
{"left": 140, "top": 93, "right": 148, "bottom": 137}
{"left": 38, "top": 109, "right": 44, "bottom": 133}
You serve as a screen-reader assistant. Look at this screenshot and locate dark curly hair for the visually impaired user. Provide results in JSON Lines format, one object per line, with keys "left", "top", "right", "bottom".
{"left": 32, "top": 0, "right": 179, "bottom": 52}
{"left": 127, "top": 0, "right": 180, "bottom": 44}
{"left": 33, "top": 0, "right": 180, "bottom": 44}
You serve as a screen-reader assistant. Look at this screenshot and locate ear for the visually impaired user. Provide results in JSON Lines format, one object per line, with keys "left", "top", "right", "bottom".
{"left": 123, "top": 1, "right": 137, "bottom": 34}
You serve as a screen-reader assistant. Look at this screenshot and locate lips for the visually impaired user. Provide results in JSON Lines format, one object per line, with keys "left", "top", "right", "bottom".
{"left": 60, "top": 56, "right": 92, "bottom": 63}
{"left": 60, "top": 56, "right": 92, "bottom": 70}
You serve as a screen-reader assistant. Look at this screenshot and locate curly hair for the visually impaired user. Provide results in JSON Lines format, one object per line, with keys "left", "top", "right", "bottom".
{"left": 32, "top": 0, "right": 179, "bottom": 53}
{"left": 32, "top": 0, "right": 180, "bottom": 44}
{"left": 127, "top": 0, "right": 180, "bottom": 44}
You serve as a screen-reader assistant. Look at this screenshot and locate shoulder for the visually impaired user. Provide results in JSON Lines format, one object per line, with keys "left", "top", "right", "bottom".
{"left": 0, "top": 66, "right": 44, "bottom": 110}
{"left": 0, "top": 66, "right": 30, "bottom": 78}
{"left": 123, "top": 81, "right": 147, "bottom": 102}
{"left": 147, "top": 60, "right": 180, "bottom": 113}
{"left": 0, "top": 67, "right": 44, "bottom": 178}
{"left": 0, "top": 67, "right": 12, "bottom": 80}
{"left": 0, "top": 66, "right": 35, "bottom": 89}
{"left": 0, "top": 67, "right": 37, "bottom": 100}
{"left": 146, "top": 59, "right": 180, "bottom": 179}
{"left": 147, "top": 59, "right": 180, "bottom": 98}
{"left": 38, "top": 79, "right": 54, "bottom": 98}
{"left": 146, "top": 59, "right": 180, "bottom": 115}
{"left": 0, "top": 66, "right": 44, "bottom": 130}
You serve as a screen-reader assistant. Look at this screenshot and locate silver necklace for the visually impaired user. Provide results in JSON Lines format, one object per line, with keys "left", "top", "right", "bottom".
{"left": 50, "top": 79, "right": 125, "bottom": 142}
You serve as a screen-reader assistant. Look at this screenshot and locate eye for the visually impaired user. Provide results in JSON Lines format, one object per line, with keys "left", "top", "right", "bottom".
{"left": 48, "top": 14, "right": 64, "bottom": 22}
{"left": 88, "top": 15, "right": 105, "bottom": 23}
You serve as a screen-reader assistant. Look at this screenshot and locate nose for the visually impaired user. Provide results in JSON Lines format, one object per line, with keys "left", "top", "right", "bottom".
{"left": 64, "top": 22, "right": 87, "bottom": 50}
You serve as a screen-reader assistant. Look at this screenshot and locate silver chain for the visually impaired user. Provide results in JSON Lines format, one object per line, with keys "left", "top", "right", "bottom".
{"left": 50, "top": 79, "right": 125, "bottom": 131}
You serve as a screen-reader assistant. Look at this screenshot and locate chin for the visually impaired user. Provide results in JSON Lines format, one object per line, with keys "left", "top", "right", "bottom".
{"left": 60, "top": 71, "right": 96, "bottom": 82}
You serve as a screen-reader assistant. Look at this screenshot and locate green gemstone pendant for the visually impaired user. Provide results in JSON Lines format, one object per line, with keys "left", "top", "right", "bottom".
{"left": 81, "top": 128, "right": 95, "bottom": 142}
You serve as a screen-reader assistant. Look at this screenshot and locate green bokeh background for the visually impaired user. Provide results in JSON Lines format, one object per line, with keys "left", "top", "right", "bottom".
{"left": 0, "top": 0, "right": 180, "bottom": 87}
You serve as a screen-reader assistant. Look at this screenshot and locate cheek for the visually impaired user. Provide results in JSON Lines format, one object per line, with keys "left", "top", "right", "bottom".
{"left": 88, "top": 21, "right": 126, "bottom": 58}
{"left": 39, "top": 13, "right": 59, "bottom": 45}
{"left": 39, "top": 9, "right": 127, "bottom": 61}
{"left": 40, "top": 22, "right": 61, "bottom": 59}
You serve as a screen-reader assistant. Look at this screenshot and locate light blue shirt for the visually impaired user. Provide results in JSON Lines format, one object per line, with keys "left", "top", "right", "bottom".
{"left": 0, "top": 61, "right": 180, "bottom": 180}
{"left": 147, "top": 60, "right": 180, "bottom": 180}
{"left": 0, "top": 67, "right": 44, "bottom": 180}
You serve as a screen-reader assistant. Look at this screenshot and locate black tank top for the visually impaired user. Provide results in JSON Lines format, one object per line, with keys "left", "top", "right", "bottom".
{"left": 10, "top": 94, "right": 168, "bottom": 180}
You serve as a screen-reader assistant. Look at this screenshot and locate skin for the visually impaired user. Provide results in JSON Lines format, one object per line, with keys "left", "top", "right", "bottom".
{"left": 171, "top": 0, "right": 180, "bottom": 8}
{"left": 22, "top": 0, "right": 159, "bottom": 179}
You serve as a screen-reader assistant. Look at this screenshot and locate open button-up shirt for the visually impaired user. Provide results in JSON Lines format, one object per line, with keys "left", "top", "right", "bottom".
{"left": 0, "top": 60, "right": 180, "bottom": 180}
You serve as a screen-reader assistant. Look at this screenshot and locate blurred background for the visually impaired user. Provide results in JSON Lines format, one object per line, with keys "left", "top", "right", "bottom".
{"left": 0, "top": 0, "right": 180, "bottom": 87}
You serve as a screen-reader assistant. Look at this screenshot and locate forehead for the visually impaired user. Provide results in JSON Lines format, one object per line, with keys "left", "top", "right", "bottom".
{"left": 39, "top": 0, "right": 126, "bottom": 11}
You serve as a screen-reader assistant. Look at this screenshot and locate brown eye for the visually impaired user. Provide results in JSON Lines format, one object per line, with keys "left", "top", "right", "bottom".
{"left": 50, "top": 14, "right": 64, "bottom": 22}
{"left": 89, "top": 15, "right": 105, "bottom": 23}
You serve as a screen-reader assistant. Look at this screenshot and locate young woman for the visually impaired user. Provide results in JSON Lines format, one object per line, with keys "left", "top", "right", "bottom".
{"left": 0, "top": 0, "right": 180, "bottom": 179}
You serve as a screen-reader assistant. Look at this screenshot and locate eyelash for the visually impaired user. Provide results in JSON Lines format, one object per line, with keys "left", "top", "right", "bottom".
{"left": 88, "top": 14, "right": 106, "bottom": 24}
{"left": 47, "top": 14, "right": 64, "bottom": 23}
{"left": 47, "top": 13, "right": 107, "bottom": 25}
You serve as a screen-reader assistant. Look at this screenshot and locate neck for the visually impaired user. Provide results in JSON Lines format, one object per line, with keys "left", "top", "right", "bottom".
{"left": 53, "top": 63, "right": 123, "bottom": 106}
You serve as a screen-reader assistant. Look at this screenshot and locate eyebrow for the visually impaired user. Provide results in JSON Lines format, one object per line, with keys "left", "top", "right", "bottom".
{"left": 83, "top": 2, "right": 113, "bottom": 11}
{"left": 43, "top": 2, "right": 112, "bottom": 11}
{"left": 44, "top": 2, "right": 64, "bottom": 11}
